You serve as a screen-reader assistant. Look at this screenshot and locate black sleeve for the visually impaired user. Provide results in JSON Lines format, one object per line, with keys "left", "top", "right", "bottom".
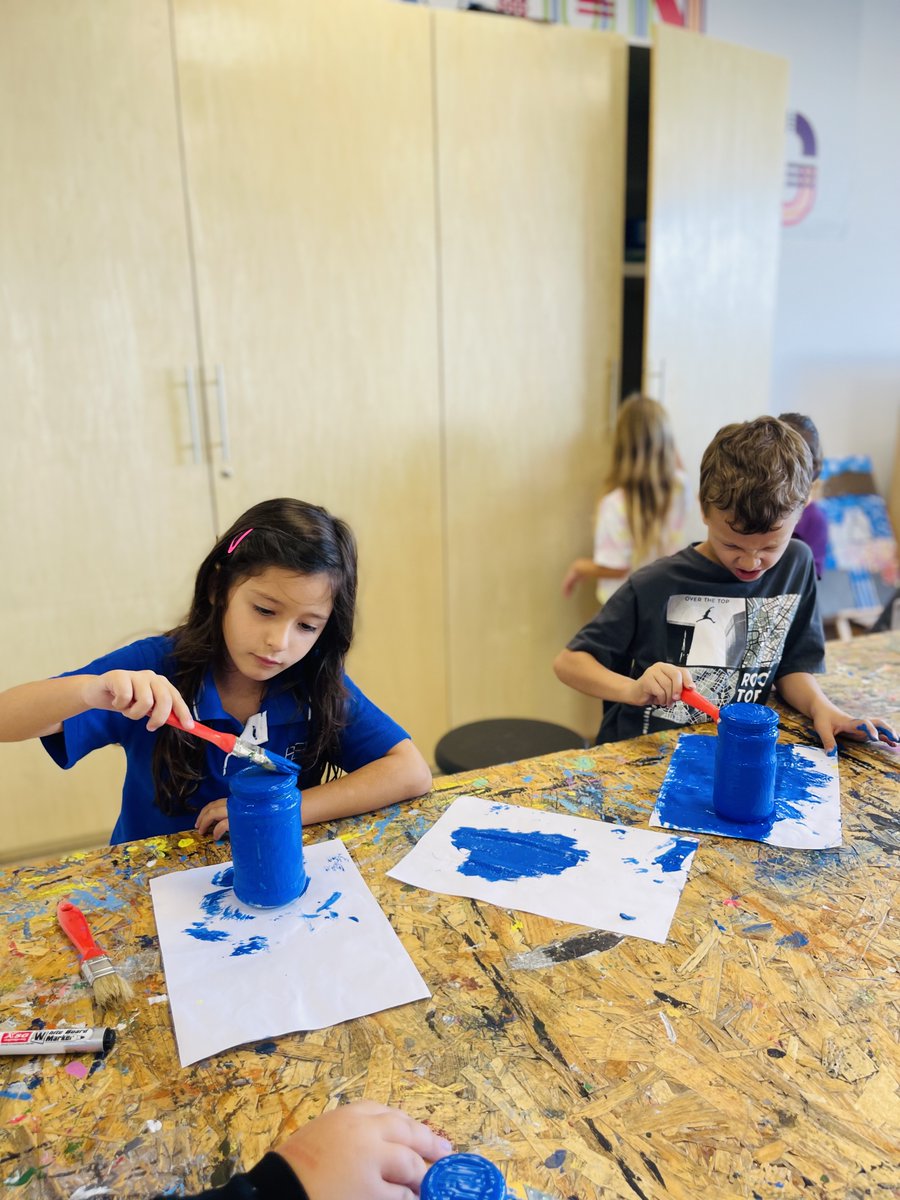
{"left": 566, "top": 580, "right": 639, "bottom": 674}
{"left": 154, "top": 1152, "right": 309, "bottom": 1200}
{"left": 775, "top": 548, "right": 826, "bottom": 678}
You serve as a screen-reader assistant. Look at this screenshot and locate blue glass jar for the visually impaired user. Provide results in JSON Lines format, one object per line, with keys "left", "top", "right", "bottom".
{"left": 227, "top": 765, "right": 308, "bottom": 908}
{"left": 713, "top": 703, "right": 779, "bottom": 823}
{"left": 421, "top": 1153, "right": 506, "bottom": 1200}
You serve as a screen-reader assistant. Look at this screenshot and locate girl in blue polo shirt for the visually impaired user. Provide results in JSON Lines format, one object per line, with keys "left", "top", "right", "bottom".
{"left": 0, "top": 498, "right": 432, "bottom": 844}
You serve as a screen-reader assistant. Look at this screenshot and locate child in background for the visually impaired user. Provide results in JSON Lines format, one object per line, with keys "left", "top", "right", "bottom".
{"left": 554, "top": 417, "right": 897, "bottom": 751}
{"left": 0, "top": 498, "right": 432, "bottom": 843}
{"left": 562, "top": 394, "right": 692, "bottom": 604}
{"left": 778, "top": 411, "right": 828, "bottom": 578}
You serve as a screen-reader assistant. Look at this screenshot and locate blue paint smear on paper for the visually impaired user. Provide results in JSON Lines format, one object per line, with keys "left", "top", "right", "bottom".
{"left": 183, "top": 923, "right": 230, "bottom": 942}
{"left": 777, "top": 931, "right": 809, "bottom": 948}
{"left": 655, "top": 735, "right": 834, "bottom": 842}
{"left": 652, "top": 836, "right": 698, "bottom": 874}
{"left": 451, "top": 826, "right": 589, "bottom": 883}
{"left": 619, "top": 913, "right": 637, "bottom": 921}
{"left": 231, "top": 935, "right": 268, "bottom": 956}
{"left": 212, "top": 867, "right": 234, "bottom": 888}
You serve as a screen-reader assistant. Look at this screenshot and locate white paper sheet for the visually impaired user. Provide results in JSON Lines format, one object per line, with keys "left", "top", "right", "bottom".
{"left": 150, "top": 840, "right": 430, "bottom": 1066}
{"left": 649, "top": 733, "right": 842, "bottom": 849}
{"left": 388, "top": 795, "right": 698, "bottom": 944}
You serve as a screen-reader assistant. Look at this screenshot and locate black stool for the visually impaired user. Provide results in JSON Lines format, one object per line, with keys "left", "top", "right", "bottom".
{"left": 434, "top": 718, "right": 587, "bottom": 774}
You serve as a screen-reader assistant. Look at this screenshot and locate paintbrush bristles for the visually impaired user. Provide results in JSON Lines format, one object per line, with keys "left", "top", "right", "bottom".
{"left": 91, "top": 970, "right": 134, "bottom": 1009}
{"left": 81, "top": 956, "right": 134, "bottom": 1009}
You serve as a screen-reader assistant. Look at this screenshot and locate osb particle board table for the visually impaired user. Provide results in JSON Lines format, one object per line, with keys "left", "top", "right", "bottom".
{"left": 2, "top": 632, "right": 898, "bottom": 1199}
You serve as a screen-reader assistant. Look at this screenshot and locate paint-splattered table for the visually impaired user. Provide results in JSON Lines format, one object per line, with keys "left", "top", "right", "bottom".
{"left": 2, "top": 631, "right": 898, "bottom": 1199}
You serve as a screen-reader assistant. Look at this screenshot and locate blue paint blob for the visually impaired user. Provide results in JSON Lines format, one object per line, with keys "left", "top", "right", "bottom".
{"left": 421, "top": 1153, "right": 506, "bottom": 1200}
{"left": 623, "top": 857, "right": 639, "bottom": 864}
{"left": 714, "top": 703, "right": 779, "bottom": 823}
{"left": 255, "top": 1041, "right": 277, "bottom": 1055}
{"left": 211, "top": 867, "right": 234, "bottom": 888}
{"left": 450, "top": 826, "right": 588, "bottom": 883}
{"left": 228, "top": 766, "right": 308, "bottom": 908}
{"left": 652, "top": 836, "right": 697, "bottom": 874}
{"left": 544, "top": 1149, "right": 567, "bottom": 1169}
{"left": 220, "top": 905, "right": 254, "bottom": 922}
{"left": 231, "top": 935, "right": 269, "bottom": 956}
{"left": 316, "top": 892, "right": 340, "bottom": 916}
{"left": 200, "top": 888, "right": 231, "bottom": 917}
{"left": 619, "top": 913, "right": 637, "bottom": 921}
{"left": 776, "top": 931, "right": 809, "bottom": 948}
{"left": 183, "top": 923, "right": 229, "bottom": 942}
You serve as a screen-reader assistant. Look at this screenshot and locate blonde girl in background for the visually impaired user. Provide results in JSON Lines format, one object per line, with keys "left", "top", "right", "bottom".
{"left": 562, "top": 394, "right": 692, "bottom": 604}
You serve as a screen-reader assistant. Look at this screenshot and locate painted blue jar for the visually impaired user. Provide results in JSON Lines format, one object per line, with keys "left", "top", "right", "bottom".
{"left": 227, "top": 765, "right": 308, "bottom": 908}
{"left": 713, "top": 702, "right": 779, "bottom": 823}
{"left": 421, "top": 1153, "right": 506, "bottom": 1200}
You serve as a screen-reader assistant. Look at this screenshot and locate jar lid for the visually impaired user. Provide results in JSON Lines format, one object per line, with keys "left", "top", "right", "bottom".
{"left": 421, "top": 1153, "right": 506, "bottom": 1200}
{"left": 719, "top": 702, "right": 779, "bottom": 731}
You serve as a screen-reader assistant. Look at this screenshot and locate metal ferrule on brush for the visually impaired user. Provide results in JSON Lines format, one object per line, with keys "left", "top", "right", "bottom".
{"left": 80, "top": 956, "right": 116, "bottom": 987}
{"left": 231, "top": 740, "right": 277, "bottom": 771}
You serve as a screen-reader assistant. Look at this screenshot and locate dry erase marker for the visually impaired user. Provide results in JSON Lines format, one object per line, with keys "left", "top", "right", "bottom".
{"left": 0, "top": 1026, "right": 115, "bottom": 1056}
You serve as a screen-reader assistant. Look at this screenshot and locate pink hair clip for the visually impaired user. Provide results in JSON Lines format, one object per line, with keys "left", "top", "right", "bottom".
{"left": 227, "top": 528, "right": 253, "bottom": 554}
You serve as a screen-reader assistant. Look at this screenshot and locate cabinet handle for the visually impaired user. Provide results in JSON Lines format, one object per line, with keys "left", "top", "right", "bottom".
{"left": 608, "top": 358, "right": 620, "bottom": 433}
{"left": 645, "top": 359, "right": 667, "bottom": 404}
{"left": 212, "top": 364, "right": 233, "bottom": 479}
{"left": 184, "top": 366, "right": 202, "bottom": 465}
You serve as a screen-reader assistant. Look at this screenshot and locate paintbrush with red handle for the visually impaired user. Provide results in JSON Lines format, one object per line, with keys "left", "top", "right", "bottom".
{"left": 680, "top": 685, "right": 720, "bottom": 723}
{"left": 164, "top": 712, "right": 299, "bottom": 775}
{"left": 57, "top": 900, "right": 134, "bottom": 1009}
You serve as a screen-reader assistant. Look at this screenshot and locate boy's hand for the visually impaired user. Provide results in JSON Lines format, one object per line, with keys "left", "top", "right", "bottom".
{"left": 83, "top": 670, "right": 194, "bottom": 732}
{"left": 274, "top": 1100, "right": 453, "bottom": 1200}
{"left": 809, "top": 700, "right": 899, "bottom": 754}
{"left": 629, "top": 663, "right": 694, "bottom": 708}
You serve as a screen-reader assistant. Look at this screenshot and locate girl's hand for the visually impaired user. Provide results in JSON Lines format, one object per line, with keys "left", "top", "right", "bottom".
{"left": 809, "top": 701, "right": 899, "bottom": 754}
{"left": 195, "top": 799, "right": 229, "bottom": 841}
{"left": 274, "top": 1100, "right": 453, "bottom": 1200}
{"left": 82, "top": 670, "right": 194, "bottom": 732}
{"left": 629, "top": 663, "right": 694, "bottom": 708}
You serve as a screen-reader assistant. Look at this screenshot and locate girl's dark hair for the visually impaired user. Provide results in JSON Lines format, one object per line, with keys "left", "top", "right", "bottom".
{"left": 152, "top": 498, "right": 357, "bottom": 815}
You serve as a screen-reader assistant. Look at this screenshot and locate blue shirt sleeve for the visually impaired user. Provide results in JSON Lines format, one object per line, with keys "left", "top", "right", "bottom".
{"left": 337, "top": 676, "right": 410, "bottom": 773}
{"left": 41, "top": 638, "right": 174, "bottom": 770}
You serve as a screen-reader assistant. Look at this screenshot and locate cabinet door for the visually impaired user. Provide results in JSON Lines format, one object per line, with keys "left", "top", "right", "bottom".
{"left": 173, "top": 0, "right": 448, "bottom": 757}
{"left": 645, "top": 24, "right": 789, "bottom": 513}
{"left": 0, "top": 1, "right": 214, "bottom": 860}
{"left": 434, "top": 11, "right": 627, "bottom": 737}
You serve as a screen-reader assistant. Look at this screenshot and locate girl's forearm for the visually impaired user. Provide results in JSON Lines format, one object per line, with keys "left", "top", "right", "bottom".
{"left": 301, "top": 740, "right": 432, "bottom": 825}
{"left": 0, "top": 677, "right": 92, "bottom": 742}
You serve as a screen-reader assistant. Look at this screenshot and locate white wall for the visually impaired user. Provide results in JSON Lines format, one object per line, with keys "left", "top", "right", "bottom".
{"left": 707, "top": 0, "right": 900, "bottom": 496}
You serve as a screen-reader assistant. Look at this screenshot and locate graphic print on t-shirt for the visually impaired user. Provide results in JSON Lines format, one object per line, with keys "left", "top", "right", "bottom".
{"left": 653, "top": 592, "right": 801, "bottom": 724}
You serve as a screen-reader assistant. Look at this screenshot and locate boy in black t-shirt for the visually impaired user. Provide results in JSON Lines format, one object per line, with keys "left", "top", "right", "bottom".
{"left": 555, "top": 417, "right": 897, "bottom": 749}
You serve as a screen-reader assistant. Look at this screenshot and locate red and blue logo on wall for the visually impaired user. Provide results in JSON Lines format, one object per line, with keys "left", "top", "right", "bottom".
{"left": 782, "top": 111, "right": 817, "bottom": 227}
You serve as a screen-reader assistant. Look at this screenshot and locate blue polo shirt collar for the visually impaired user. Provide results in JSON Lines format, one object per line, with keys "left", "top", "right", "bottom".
{"left": 192, "top": 671, "right": 303, "bottom": 731}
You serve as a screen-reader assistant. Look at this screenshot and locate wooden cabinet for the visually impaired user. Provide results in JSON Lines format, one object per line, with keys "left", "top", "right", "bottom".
{"left": 0, "top": 0, "right": 215, "bottom": 859}
{"left": 434, "top": 12, "right": 627, "bottom": 734}
{"left": 172, "top": 0, "right": 449, "bottom": 765}
{"left": 623, "top": 26, "right": 789, "bottom": 535}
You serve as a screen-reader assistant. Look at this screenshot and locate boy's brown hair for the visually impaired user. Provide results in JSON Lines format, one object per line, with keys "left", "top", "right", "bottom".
{"left": 699, "top": 416, "right": 813, "bottom": 534}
